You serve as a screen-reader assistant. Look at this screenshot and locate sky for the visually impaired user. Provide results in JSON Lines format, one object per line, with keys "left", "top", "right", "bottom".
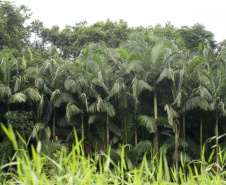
{"left": 14, "top": 0, "right": 226, "bottom": 42}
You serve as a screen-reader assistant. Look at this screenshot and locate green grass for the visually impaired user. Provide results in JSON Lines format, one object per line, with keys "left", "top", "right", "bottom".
{"left": 1, "top": 123, "right": 226, "bottom": 184}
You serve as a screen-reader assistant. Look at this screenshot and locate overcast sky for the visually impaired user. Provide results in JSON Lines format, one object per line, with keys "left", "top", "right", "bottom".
{"left": 14, "top": 0, "right": 226, "bottom": 42}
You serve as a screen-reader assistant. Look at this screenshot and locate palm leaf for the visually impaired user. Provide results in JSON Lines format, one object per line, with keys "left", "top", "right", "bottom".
{"left": 9, "top": 92, "right": 27, "bottom": 103}
{"left": 0, "top": 84, "right": 11, "bottom": 98}
{"left": 66, "top": 102, "right": 82, "bottom": 121}
{"left": 132, "top": 78, "right": 154, "bottom": 98}
{"left": 23, "top": 87, "right": 41, "bottom": 102}
{"left": 164, "top": 104, "right": 179, "bottom": 126}
{"left": 156, "top": 67, "right": 174, "bottom": 83}
{"left": 181, "top": 96, "right": 209, "bottom": 113}
{"left": 137, "top": 115, "right": 155, "bottom": 133}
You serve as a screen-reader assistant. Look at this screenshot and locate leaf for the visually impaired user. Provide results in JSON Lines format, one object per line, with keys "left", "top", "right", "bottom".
{"left": 137, "top": 115, "right": 155, "bottom": 133}
{"left": 164, "top": 104, "right": 179, "bottom": 126}
{"left": 9, "top": 92, "right": 27, "bottom": 103}
{"left": 66, "top": 102, "right": 82, "bottom": 121}
{"left": 157, "top": 67, "right": 174, "bottom": 83}
{"left": 88, "top": 115, "right": 96, "bottom": 125}
{"left": 132, "top": 78, "right": 153, "bottom": 98}
{"left": 23, "top": 87, "right": 41, "bottom": 102}
{"left": 181, "top": 96, "right": 209, "bottom": 113}
{"left": 0, "top": 84, "right": 11, "bottom": 98}
{"left": 107, "top": 82, "right": 120, "bottom": 100}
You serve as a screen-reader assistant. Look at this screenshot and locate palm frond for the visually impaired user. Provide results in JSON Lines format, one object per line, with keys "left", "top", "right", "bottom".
{"left": 88, "top": 115, "right": 96, "bottom": 125}
{"left": 9, "top": 92, "right": 27, "bottom": 103}
{"left": 137, "top": 115, "right": 155, "bottom": 133}
{"left": 125, "top": 59, "right": 144, "bottom": 74}
{"left": 132, "top": 78, "right": 154, "bottom": 98}
{"left": 14, "top": 77, "right": 22, "bottom": 93}
{"left": 164, "top": 104, "right": 179, "bottom": 126}
{"left": 31, "top": 123, "right": 46, "bottom": 138}
{"left": 25, "top": 67, "right": 39, "bottom": 79}
{"left": 156, "top": 67, "right": 174, "bottom": 83}
{"left": 0, "top": 84, "right": 11, "bottom": 98}
{"left": 64, "top": 79, "right": 76, "bottom": 91}
{"left": 66, "top": 102, "right": 82, "bottom": 121}
{"left": 52, "top": 91, "right": 75, "bottom": 108}
{"left": 181, "top": 96, "right": 209, "bottom": 113}
{"left": 107, "top": 82, "right": 120, "bottom": 100}
{"left": 23, "top": 87, "right": 41, "bottom": 102}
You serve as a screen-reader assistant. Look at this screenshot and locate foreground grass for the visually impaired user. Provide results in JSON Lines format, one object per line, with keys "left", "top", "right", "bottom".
{"left": 1, "top": 124, "right": 226, "bottom": 184}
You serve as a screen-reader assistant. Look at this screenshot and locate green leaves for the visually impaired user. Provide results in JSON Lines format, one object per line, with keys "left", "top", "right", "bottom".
{"left": 66, "top": 102, "right": 82, "bottom": 121}
{"left": 0, "top": 83, "right": 11, "bottom": 98}
{"left": 137, "top": 115, "right": 155, "bottom": 133}
{"left": 97, "top": 96, "right": 115, "bottom": 117}
{"left": 164, "top": 104, "right": 179, "bottom": 126}
{"left": 9, "top": 92, "right": 27, "bottom": 103}
{"left": 132, "top": 77, "right": 153, "bottom": 98}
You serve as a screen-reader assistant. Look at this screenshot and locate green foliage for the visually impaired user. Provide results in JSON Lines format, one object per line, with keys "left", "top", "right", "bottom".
{"left": 1, "top": 2, "right": 226, "bottom": 182}
{"left": 1, "top": 125, "right": 226, "bottom": 184}
{"left": 4, "top": 111, "right": 33, "bottom": 130}
{"left": 0, "top": 2, "right": 31, "bottom": 53}
{"left": 179, "top": 23, "right": 216, "bottom": 50}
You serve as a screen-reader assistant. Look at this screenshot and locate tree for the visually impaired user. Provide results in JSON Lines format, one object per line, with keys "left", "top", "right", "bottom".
{"left": 179, "top": 23, "right": 216, "bottom": 50}
{"left": 41, "top": 19, "right": 130, "bottom": 58}
{"left": 123, "top": 33, "right": 176, "bottom": 153}
{"left": 0, "top": 2, "right": 31, "bottom": 53}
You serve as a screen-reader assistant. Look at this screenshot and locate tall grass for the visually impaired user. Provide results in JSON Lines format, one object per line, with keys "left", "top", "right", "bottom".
{"left": 1, "top": 123, "right": 226, "bottom": 184}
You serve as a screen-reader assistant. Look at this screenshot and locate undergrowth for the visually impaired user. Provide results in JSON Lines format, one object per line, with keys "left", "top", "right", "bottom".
{"left": 0, "top": 123, "right": 226, "bottom": 185}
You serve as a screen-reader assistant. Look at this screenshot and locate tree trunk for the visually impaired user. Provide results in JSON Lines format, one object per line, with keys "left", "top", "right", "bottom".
{"left": 216, "top": 111, "right": 219, "bottom": 173}
{"left": 200, "top": 113, "right": 203, "bottom": 160}
{"left": 7, "top": 100, "right": 10, "bottom": 126}
{"left": 135, "top": 110, "right": 137, "bottom": 146}
{"left": 154, "top": 91, "right": 158, "bottom": 153}
{"left": 173, "top": 119, "right": 180, "bottom": 182}
{"left": 175, "top": 124, "right": 179, "bottom": 182}
{"left": 107, "top": 113, "right": 109, "bottom": 150}
{"left": 183, "top": 113, "right": 186, "bottom": 176}
{"left": 125, "top": 108, "right": 128, "bottom": 145}
{"left": 81, "top": 106, "right": 84, "bottom": 151}
{"left": 183, "top": 113, "right": 185, "bottom": 154}
{"left": 53, "top": 108, "right": 58, "bottom": 142}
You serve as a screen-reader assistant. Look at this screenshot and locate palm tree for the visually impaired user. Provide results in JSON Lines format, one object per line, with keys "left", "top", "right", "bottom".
{"left": 65, "top": 93, "right": 88, "bottom": 150}
{"left": 123, "top": 33, "right": 176, "bottom": 153}
{"left": 199, "top": 68, "right": 225, "bottom": 172}
{"left": 0, "top": 53, "right": 13, "bottom": 125}
{"left": 50, "top": 89, "right": 75, "bottom": 142}
{"left": 89, "top": 95, "right": 115, "bottom": 149}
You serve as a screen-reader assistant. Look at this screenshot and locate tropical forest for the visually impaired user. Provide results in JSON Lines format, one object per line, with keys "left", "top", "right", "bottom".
{"left": 1, "top": 1, "right": 226, "bottom": 184}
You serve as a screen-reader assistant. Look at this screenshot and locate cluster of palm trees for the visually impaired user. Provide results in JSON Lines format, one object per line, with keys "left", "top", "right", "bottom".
{"left": 1, "top": 33, "right": 226, "bottom": 173}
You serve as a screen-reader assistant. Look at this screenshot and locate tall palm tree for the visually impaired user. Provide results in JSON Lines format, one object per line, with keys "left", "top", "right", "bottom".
{"left": 123, "top": 33, "right": 175, "bottom": 153}
{"left": 0, "top": 53, "right": 13, "bottom": 125}
{"left": 199, "top": 68, "right": 226, "bottom": 172}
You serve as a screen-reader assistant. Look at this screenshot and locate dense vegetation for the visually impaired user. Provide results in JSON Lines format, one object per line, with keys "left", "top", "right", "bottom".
{"left": 1, "top": 1, "right": 226, "bottom": 184}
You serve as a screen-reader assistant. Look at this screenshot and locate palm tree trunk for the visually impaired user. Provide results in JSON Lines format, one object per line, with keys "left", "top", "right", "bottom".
{"left": 36, "top": 102, "right": 39, "bottom": 123}
{"left": 183, "top": 113, "right": 185, "bottom": 154}
{"left": 216, "top": 111, "right": 219, "bottom": 173}
{"left": 175, "top": 123, "right": 179, "bottom": 181}
{"left": 7, "top": 100, "right": 10, "bottom": 126}
{"left": 53, "top": 108, "right": 57, "bottom": 142}
{"left": 200, "top": 113, "right": 203, "bottom": 160}
{"left": 135, "top": 110, "right": 137, "bottom": 146}
{"left": 183, "top": 113, "right": 186, "bottom": 176}
{"left": 173, "top": 119, "right": 180, "bottom": 182}
{"left": 81, "top": 106, "right": 84, "bottom": 151}
{"left": 125, "top": 108, "right": 128, "bottom": 145}
{"left": 107, "top": 113, "right": 109, "bottom": 150}
{"left": 154, "top": 90, "right": 158, "bottom": 153}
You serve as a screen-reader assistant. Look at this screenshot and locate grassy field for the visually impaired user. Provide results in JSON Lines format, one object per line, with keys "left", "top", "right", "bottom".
{"left": 1, "top": 124, "right": 226, "bottom": 185}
